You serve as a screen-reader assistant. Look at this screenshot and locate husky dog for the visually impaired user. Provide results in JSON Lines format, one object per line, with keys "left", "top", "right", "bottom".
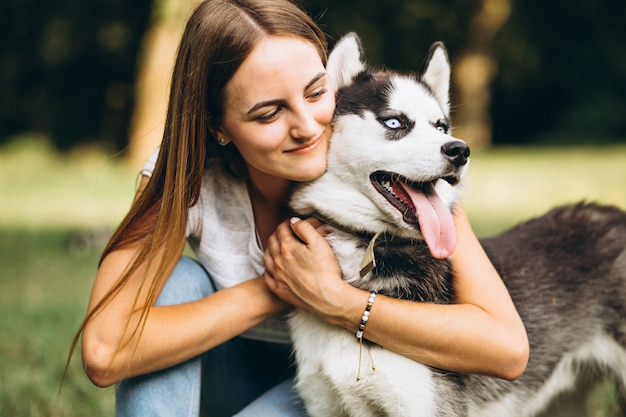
{"left": 288, "top": 33, "right": 626, "bottom": 417}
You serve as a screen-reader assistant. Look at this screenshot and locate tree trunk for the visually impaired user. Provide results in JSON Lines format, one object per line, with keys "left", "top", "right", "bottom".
{"left": 452, "top": 0, "right": 511, "bottom": 149}
{"left": 126, "top": 0, "right": 196, "bottom": 170}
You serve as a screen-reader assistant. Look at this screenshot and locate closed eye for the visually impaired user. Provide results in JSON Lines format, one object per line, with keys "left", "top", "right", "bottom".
{"left": 307, "top": 87, "right": 327, "bottom": 100}
{"left": 256, "top": 107, "right": 282, "bottom": 123}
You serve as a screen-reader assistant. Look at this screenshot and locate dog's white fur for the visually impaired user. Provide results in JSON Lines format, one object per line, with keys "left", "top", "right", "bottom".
{"left": 289, "top": 33, "right": 468, "bottom": 416}
{"left": 291, "top": 36, "right": 463, "bottom": 243}
{"left": 288, "top": 33, "right": 626, "bottom": 417}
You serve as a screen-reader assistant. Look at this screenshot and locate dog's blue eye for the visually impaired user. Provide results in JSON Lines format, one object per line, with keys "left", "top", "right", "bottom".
{"left": 383, "top": 118, "right": 402, "bottom": 129}
{"left": 435, "top": 119, "right": 449, "bottom": 134}
{"left": 378, "top": 114, "right": 414, "bottom": 139}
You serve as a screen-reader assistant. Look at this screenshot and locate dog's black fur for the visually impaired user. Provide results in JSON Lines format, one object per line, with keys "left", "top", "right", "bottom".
{"left": 288, "top": 32, "right": 626, "bottom": 416}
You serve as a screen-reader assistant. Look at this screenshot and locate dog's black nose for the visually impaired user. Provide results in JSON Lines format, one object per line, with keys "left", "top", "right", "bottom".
{"left": 441, "top": 141, "right": 470, "bottom": 167}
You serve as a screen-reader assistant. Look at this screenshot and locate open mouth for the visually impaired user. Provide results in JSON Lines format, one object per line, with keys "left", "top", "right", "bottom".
{"left": 370, "top": 171, "right": 459, "bottom": 225}
{"left": 370, "top": 171, "right": 458, "bottom": 259}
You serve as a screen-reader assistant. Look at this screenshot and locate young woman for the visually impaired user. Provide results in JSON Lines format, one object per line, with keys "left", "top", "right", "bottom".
{"left": 79, "top": 0, "right": 529, "bottom": 415}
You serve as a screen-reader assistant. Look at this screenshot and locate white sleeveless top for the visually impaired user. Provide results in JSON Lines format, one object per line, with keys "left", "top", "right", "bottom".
{"left": 142, "top": 150, "right": 291, "bottom": 344}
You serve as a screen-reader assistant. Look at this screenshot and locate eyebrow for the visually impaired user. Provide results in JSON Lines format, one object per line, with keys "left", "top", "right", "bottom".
{"left": 246, "top": 72, "right": 327, "bottom": 116}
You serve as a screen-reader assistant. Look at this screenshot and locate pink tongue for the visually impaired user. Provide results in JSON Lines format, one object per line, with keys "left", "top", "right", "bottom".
{"left": 400, "top": 181, "right": 456, "bottom": 259}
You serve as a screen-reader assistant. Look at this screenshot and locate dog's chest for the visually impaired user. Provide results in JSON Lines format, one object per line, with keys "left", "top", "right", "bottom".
{"left": 326, "top": 228, "right": 455, "bottom": 303}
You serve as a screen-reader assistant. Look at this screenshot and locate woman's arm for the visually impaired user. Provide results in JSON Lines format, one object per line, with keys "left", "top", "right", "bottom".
{"left": 82, "top": 178, "right": 288, "bottom": 387}
{"left": 263, "top": 206, "right": 529, "bottom": 380}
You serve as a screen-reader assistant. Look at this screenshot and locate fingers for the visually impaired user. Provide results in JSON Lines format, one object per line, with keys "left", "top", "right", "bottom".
{"left": 263, "top": 232, "right": 281, "bottom": 276}
{"left": 299, "top": 216, "right": 323, "bottom": 229}
{"left": 263, "top": 223, "right": 300, "bottom": 288}
{"left": 263, "top": 216, "right": 337, "bottom": 303}
{"left": 262, "top": 269, "right": 277, "bottom": 293}
{"left": 289, "top": 216, "right": 329, "bottom": 244}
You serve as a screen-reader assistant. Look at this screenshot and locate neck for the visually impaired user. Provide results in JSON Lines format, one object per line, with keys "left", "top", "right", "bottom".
{"left": 246, "top": 170, "right": 295, "bottom": 248}
{"left": 247, "top": 179, "right": 292, "bottom": 214}
{"left": 247, "top": 166, "right": 292, "bottom": 205}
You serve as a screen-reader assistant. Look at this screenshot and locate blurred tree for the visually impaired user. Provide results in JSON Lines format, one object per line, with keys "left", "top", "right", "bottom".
{"left": 1, "top": 0, "right": 624, "bottom": 155}
{"left": 125, "top": 0, "right": 506, "bottom": 167}
{"left": 490, "top": 0, "right": 626, "bottom": 144}
{"left": 127, "top": 0, "right": 197, "bottom": 169}
{"left": 307, "top": 0, "right": 626, "bottom": 146}
{"left": 0, "top": 0, "right": 152, "bottom": 150}
{"left": 305, "top": 0, "right": 506, "bottom": 148}
{"left": 451, "top": 0, "right": 511, "bottom": 148}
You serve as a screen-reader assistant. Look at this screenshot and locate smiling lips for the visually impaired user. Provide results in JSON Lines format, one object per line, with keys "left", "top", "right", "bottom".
{"left": 285, "top": 133, "right": 325, "bottom": 155}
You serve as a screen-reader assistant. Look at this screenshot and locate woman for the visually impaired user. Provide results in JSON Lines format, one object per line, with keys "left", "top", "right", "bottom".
{"left": 79, "top": 0, "right": 529, "bottom": 415}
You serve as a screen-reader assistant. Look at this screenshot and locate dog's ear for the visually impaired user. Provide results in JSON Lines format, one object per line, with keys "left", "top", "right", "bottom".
{"left": 326, "top": 32, "right": 366, "bottom": 90}
{"left": 420, "top": 42, "right": 451, "bottom": 115}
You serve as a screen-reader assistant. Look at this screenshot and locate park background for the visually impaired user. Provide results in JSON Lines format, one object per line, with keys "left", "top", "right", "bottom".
{"left": 1, "top": 0, "right": 625, "bottom": 415}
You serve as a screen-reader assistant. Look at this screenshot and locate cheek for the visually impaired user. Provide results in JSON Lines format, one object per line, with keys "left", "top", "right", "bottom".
{"left": 224, "top": 119, "right": 283, "bottom": 152}
{"left": 312, "top": 89, "right": 336, "bottom": 126}
{"left": 235, "top": 127, "right": 288, "bottom": 165}
{"left": 322, "top": 94, "right": 337, "bottom": 123}
{"left": 254, "top": 124, "right": 288, "bottom": 150}
{"left": 323, "top": 106, "right": 335, "bottom": 124}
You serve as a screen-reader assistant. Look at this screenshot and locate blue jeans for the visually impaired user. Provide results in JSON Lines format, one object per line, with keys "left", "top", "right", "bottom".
{"left": 115, "top": 256, "right": 306, "bottom": 416}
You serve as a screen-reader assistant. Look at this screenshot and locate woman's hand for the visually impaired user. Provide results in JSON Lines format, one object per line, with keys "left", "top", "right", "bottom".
{"left": 359, "top": 204, "right": 529, "bottom": 380}
{"left": 264, "top": 208, "right": 529, "bottom": 381}
{"left": 263, "top": 217, "right": 350, "bottom": 322}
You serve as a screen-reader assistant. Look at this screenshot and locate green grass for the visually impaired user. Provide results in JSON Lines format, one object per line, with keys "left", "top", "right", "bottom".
{"left": 0, "top": 137, "right": 128, "bottom": 416}
{"left": 1, "top": 137, "right": 624, "bottom": 416}
{"left": 0, "top": 136, "right": 136, "bottom": 230}
{"left": 0, "top": 228, "right": 115, "bottom": 416}
{"left": 463, "top": 145, "right": 626, "bottom": 236}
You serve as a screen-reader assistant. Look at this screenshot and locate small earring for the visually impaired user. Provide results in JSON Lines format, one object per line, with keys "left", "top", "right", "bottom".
{"left": 218, "top": 137, "right": 227, "bottom": 146}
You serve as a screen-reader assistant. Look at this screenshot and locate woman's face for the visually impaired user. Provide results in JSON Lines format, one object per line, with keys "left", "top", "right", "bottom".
{"left": 218, "top": 36, "right": 336, "bottom": 187}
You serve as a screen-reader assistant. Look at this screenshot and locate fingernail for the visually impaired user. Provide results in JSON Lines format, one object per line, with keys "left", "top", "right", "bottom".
{"left": 290, "top": 217, "right": 301, "bottom": 225}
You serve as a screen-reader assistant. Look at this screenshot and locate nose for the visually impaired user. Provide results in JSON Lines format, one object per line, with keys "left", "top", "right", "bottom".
{"left": 441, "top": 140, "right": 470, "bottom": 167}
{"left": 290, "top": 106, "right": 319, "bottom": 142}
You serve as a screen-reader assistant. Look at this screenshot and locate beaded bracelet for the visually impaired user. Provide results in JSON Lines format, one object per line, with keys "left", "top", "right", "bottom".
{"left": 356, "top": 290, "right": 377, "bottom": 381}
{"left": 356, "top": 290, "right": 377, "bottom": 340}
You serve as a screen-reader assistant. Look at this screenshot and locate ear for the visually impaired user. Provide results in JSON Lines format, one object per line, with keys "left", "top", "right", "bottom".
{"left": 420, "top": 42, "right": 451, "bottom": 115}
{"left": 326, "top": 32, "right": 367, "bottom": 90}
{"left": 209, "top": 123, "right": 230, "bottom": 146}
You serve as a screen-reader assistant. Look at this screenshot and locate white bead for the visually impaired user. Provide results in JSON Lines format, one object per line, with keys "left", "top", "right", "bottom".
{"left": 362, "top": 315, "right": 369, "bottom": 322}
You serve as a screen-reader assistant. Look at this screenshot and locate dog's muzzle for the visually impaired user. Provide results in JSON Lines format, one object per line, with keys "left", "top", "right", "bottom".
{"left": 441, "top": 140, "right": 470, "bottom": 167}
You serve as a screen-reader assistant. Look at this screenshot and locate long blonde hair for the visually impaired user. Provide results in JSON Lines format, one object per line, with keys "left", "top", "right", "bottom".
{"left": 68, "top": 0, "right": 327, "bottom": 377}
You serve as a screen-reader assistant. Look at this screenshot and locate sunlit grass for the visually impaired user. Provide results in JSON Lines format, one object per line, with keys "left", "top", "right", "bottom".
{"left": 0, "top": 136, "right": 136, "bottom": 230}
{"left": 3, "top": 137, "right": 625, "bottom": 234}
{"left": 0, "top": 228, "right": 115, "bottom": 416}
{"left": 0, "top": 137, "right": 624, "bottom": 416}
{"left": 463, "top": 145, "right": 626, "bottom": 236}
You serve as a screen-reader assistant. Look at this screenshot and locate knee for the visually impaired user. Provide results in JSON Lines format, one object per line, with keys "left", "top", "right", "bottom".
{"left": 155, "top": 256, "right": 213, "bottom": 306}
